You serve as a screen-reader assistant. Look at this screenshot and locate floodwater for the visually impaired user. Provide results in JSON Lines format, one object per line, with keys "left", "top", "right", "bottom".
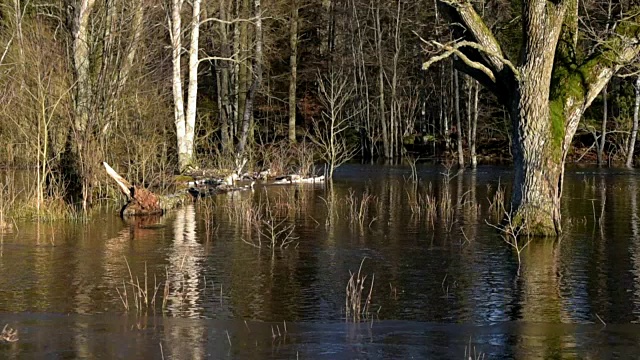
{"left": 2, "top": 164, "right": 640, "bottom": 359}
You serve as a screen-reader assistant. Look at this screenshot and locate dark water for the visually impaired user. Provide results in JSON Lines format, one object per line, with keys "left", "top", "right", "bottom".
{"left": 2, "top": 164, "right": 640, "bottom": 358}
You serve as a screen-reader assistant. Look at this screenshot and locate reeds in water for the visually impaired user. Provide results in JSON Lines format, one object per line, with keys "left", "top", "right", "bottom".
{"left": 345, "top": 258, "right": 374, "bottom": 322}
{"left": 116, "top": 258, "right": 164, "bottom": 314}
{"left": 406, "top": 187, "right": 437, "bottom": 227}
{"left": 344, "top": 189, "right": 379, "bottom": 229}
{"left": 487, "top": 183, "right": 506, "bottom": 222}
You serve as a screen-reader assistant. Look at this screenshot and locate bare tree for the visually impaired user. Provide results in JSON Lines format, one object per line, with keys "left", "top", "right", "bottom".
{"left": 309, "top": 70, "right": 358, "bottom": 179}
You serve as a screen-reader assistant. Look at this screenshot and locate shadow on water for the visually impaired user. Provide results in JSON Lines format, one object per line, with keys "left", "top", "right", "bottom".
{"left": 3, "top": 164, "right": 640, "bottom": 358}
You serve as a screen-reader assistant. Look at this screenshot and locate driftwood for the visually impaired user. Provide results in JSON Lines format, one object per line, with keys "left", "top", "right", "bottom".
{"left": 103, "top": 162, "right": 192, "bottom": 216}
{"left": 104, "top": 161, "right": 323, "bottom": 216}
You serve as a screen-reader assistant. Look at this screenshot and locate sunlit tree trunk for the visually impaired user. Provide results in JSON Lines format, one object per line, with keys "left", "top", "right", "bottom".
{"left": 184, "top": 0, "right": 201, "bottom": 169}
{"left": 13, "top": 0, "right": 25, "bottom": 71}
{"left": 170, "top": 0, "right": 186, "bottom": 170}
{"left": 288, "top": 0, "right": 298, "bottom": 144}
{"left": 170, "top": 0, "right": 200, "bottom": 172}
{"left": 70, "top": 0, "right": 96, "bottom": 209}
{"left": 627, "top": 76, "right": 640, "bottom": 168}
{"left": 72, "top": 0, "right": 95, "bottom": 141}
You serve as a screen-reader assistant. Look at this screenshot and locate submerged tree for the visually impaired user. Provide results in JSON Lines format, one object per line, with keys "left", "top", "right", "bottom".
{"left": 424, "top": 0, "right": 640, "bottom": 236}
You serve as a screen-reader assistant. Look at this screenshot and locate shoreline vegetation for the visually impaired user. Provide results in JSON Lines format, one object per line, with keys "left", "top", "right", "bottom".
{"left": 0, "top": 138, "right": 633, "bottom": 226}
{"left": 0, "top": 0, "right": 638, "bottom": 234}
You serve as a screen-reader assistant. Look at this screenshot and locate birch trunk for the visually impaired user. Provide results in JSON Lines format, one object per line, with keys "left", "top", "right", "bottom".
{"left": 69, "top": 0, "right": 96, "bottom": 209}
{"left": 170, "top": 0, "right": 186, "bottom": 170}
{"left": 72, "top": 0, "right": 95, "bottom": 135}
{"left": 627, "top": 76, "right": 640, "bottom": 168}
{"left": 183, "top": 0, "right": 201, "bottom": 170}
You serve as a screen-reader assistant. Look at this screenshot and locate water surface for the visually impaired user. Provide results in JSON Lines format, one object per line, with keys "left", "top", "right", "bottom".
{"left": 2, "top": 164, "right": 640, "bottom": 358}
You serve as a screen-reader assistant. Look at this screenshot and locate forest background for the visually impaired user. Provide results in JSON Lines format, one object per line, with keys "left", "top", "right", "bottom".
{"left": 0, "top": 0, "right": 638, "bottom": 213}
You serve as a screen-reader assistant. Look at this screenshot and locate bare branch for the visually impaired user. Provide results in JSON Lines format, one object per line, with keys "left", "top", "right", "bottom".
{"left": 200, "top": 16, "right": 259, "bottom": 26}
{"left": 0, "top": 35, "right": 14, "bottom": 67}
{"left": 198, "top": 56, "right": 238, "bottom": 64}
{"left": 436, "top": 0, "right": 510, "bottom": 76}
{"left": 421, "top": 40, "right": 497, "bottom": 82}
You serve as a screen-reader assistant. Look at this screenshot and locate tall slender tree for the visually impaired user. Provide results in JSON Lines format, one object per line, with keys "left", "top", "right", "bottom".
{"left": 627, "top": 76, "right": 640, "bottom": 168}
{"left": 289, "top": 0, "right": 299, "bottom": 144}
{"left": 237, "top": 0, "right": 263, "bottom": 156}
{"left": 69, "top": 0, "right": 96, "bottom": 209}
{"left": 169, "top": 0, "right": 201, "bottom": 172}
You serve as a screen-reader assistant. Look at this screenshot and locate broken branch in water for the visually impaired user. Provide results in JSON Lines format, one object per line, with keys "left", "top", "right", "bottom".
{"left": 1, "top": 324, "right": 18, "bottom": 342}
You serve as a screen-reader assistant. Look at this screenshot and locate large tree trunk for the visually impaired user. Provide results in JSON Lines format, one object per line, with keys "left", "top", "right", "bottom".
{"left": 510, "top": 91, "right": 563, "bottom": 236}
{"left": 69, "top": 0, "right": 96, "bottom": 210}
{"left": 507, "top": 2, "right": 566, "bottom": 236}
{"left": 431, "top": 0, "right": 640, "bottom": 236}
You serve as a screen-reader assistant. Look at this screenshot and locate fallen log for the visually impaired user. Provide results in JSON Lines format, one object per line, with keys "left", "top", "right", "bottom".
{"left": 273, "top": 174, "right": 325, "bottom": 184}
{"left": 103, "top": 162, "right": 192, "bottom": 216}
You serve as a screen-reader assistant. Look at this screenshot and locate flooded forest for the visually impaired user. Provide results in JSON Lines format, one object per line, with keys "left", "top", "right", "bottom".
{"left": 2, "top": 0, "right": 640, "bottom": 358}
